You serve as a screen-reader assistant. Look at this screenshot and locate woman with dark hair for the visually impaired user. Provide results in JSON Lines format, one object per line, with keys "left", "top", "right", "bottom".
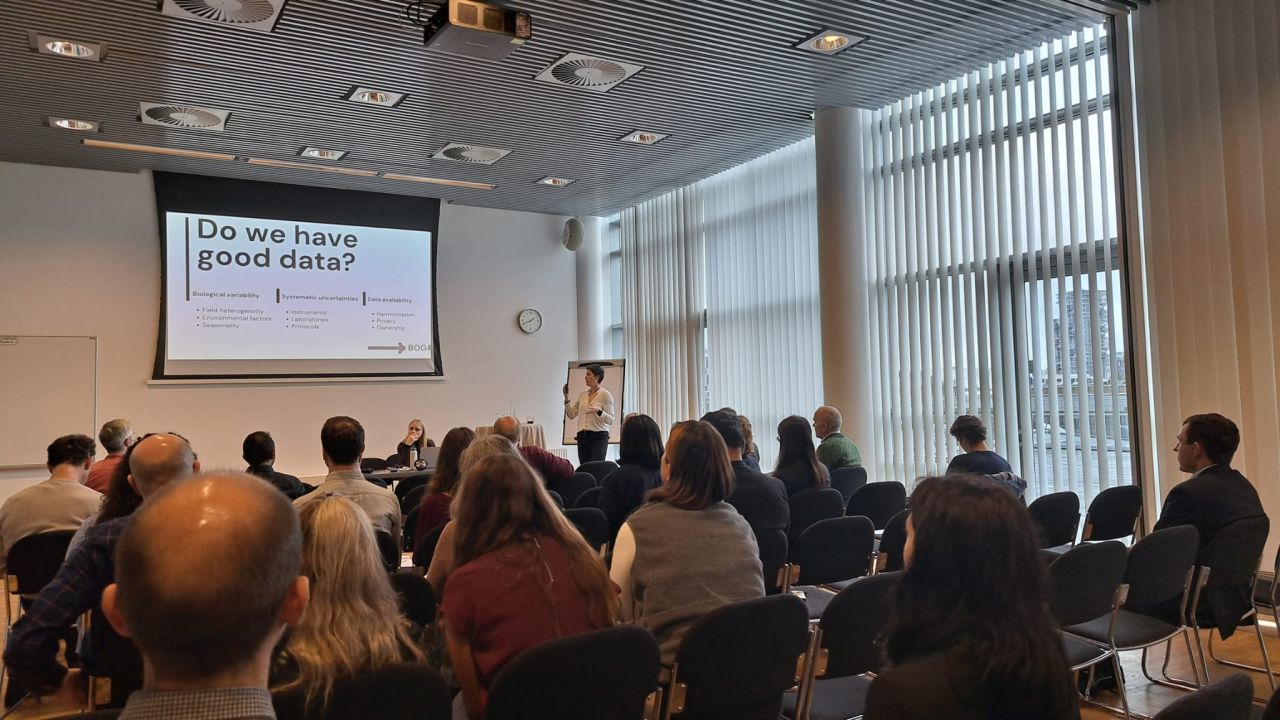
{"left": 610, "top": 420, "right": 764, "bottom": 670}
{"left": 563, "top": 364, "right": 615, "bottom": 464}
{"left": 65, "top": 439, "right": 145, "bottom": 556}
{"left": 864, "top": 476, "right": 1079, "bottom": 720}
{"left": 771, "top": 415, "right": 830, "bottom": 496}
{"left": 442, "top": 454, "right": 617, "bottom": 719}
{"left": 415, "top": 426, "right": 476, "bottom": 540}
{"left": 945, "top": 415, "right": 1013, "bottom": 475}
{"left": 599, "top": 414, "right": 664, "bottom": 540}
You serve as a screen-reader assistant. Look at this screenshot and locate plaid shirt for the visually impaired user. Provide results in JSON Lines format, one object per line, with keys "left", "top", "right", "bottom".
{"left": 119, "top": 688, "right": 275, "bottom": 720}
{"left": 3, "top": 515, "right": 129, "bottom": 693}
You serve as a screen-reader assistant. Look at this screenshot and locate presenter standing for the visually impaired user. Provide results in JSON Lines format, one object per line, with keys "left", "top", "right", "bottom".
{"left": 564, "top": 364, "right": 615, "bottom": 464}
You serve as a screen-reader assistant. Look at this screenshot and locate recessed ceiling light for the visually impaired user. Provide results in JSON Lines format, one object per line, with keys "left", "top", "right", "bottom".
{"left": 29, "top": 33, "right": 105, "bottom": 61}
{"left": 382, "top": 173, "right": 496, "bottom": 191}
{"left": 619, "top": 130, "right": 669, "bottom": 146}
{"left": 343, "top": 86, "right": 407, "bottom": 108}
{"left": 298, "top": 147, "right": 347, "bottom": 161}
{"left": 82, "top": 138, "right": 236, "bottom": 161}
{"left": 246, "top": 158, "right": 377, "bottom": 177}
{"left": 536, "top": 176, "right": 575, "bottom": 187}
{"left": 795, "top": 29, "right": 867, "bottom": 56}
{"left": 48, "top": 116, "right": 99, "bottom": 132}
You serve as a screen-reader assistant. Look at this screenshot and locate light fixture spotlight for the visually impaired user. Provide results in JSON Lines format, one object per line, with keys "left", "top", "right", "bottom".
{"left": 619, "top": 130, "right": 669, "bottom": 146}
{"left": 298, "top": 147, "right": 347, "bottom": 161}
{"left": 48, "top": 116, "right": 99, "bottom": 132}
{"left": 343, "top": 86, "right": 407, "bottom": 108}
{"left": 795, "top": 28, "right": 867, "bottom": 56}
{"left": 536, "top": 176, "right": 575, "bottom": 187}
{"left": 29, "top": 33, "right": 105, "bottom": 61}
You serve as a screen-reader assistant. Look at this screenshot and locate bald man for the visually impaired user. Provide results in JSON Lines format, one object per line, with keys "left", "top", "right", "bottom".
{"left": 813, "top": 406, "right": 862, "bottom": 471}
{"left": 493, "top": 415, "right": 574, "bottom": 486}
{"left": 4, "top": 433, "right": 198, "bottom": 697}
{"left": 102, "top": 472, "right": 308, "bottom": 718}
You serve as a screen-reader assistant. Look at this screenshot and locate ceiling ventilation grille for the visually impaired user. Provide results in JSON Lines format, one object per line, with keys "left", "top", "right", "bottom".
{"left": 160, "top": 0, "right": 287, "bottom": 32}
{"left": 432, "top": 143, "right": 510, "bottom": 165}
{"left": 534, "top": 52, "right": 643, "bottom": 93}
{"left": 139, "top": 102, "right": 230, "bottom": 131}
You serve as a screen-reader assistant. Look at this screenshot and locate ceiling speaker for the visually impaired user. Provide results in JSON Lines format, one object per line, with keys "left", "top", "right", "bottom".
{"left": 563, "top": 217, "right": 585, "bottom": 252}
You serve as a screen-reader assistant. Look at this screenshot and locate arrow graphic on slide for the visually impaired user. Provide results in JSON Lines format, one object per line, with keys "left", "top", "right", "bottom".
{"left": 367, "top": 343, "right": 406, "bottom": 354}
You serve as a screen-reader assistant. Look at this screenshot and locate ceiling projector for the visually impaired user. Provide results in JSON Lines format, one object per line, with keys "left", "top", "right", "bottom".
{"left": 422, "top": 0, "right": 532, "bottom": 61}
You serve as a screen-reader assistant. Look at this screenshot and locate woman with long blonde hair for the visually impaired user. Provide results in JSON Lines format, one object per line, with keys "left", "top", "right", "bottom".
{"left": 273, "top": 495, "right": 424, "bottom": 709}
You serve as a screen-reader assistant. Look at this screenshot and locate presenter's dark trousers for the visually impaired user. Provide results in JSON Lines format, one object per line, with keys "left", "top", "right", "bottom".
{"left": 576, "top": 430, "right": 609, "bottom": 465}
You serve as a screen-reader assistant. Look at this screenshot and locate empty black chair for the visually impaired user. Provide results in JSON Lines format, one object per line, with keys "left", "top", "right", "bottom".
{"left": 1192, "top": 515, "right": 1273, "bottom": 690}
{"left": 549, "top": 472, "right": 597, "bottom": 509}
{"left": 793, "top": 516, "right": 875, "bottom": 587}
{"left": 845, "top": 482, "right": 906, "bottom": 530}
{"left": 273, "top": 662, "right": 451, "bottom": 720}
{"left": 577, "top": 460, "right": 618, "bottom": 484}
{"left": 384, "top": 453, "right": 402, "bottom": 466}
{"left": 666, "top": 594, "right": 810, "bottom": 720}
{"left": 393, "top": 475, "right": 430, "bottom": 504}
{"left": 486, "top": 626, "right": 661, "bottom": 720}
{"left": 1048, "top": 541, "right": 1128, "bottom": 681}
{"left": 412, "top": 523, "right": 446, "bottom": 569}
{"left": 1028, "top": 491, "right": 1081, "bottom": 548}
{"left": 361, "top": 457, "right": 389, "bottom": 472}
{"left": 547, "top": 490, "right": 564, "bottom": 510}
{"left": 787, "top": 489, "right": 846, "bottom": 561}
{"left": 1151, "top": 673, "right": 1254, "bottom": 720}
{"left": 575, "top": 485, "right": 603, "bottom": 509}
{"left": 5, "top": 530, "right": 76, "bottom": 610}
{"left": 85, "top": 605, "right": 143, "bottom": 709}
{"left": 1082, "top": 485, "right": 1143, "bottom": 542}
{"left": 564, "top": 507, "right": 609, "bottom": 554}
{"left": 402, "top": 507, "right": 420, "bottom": 552}
{"left": 828, "top": 466, "right": 867, "bottom": 504}
{"left": 756, "top": 529, "right": 789, "bottom": 594}
{"left": 389, "top": 571, "right": 437, "bottom": 627}
{"left": 399, "top": 484, "right": 427, "bottom": 517}
{"left": 876, "top": 509, "right": 909, "bottom": 573}
{"left": 374, "top": 530, "right": 400, "bottom": 572}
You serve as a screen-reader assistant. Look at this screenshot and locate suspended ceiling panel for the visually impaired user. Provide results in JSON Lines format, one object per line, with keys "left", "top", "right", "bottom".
{"left": 0, "top": 0, "right": 1100, "bottom": 216}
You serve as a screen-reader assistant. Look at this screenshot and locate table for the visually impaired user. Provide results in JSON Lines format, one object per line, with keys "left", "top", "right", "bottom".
{"left": 476, "top": 422, "right": 546, "bottom": 449}
{"left": 364, "top": 468, "right": 433, "bottom": 490}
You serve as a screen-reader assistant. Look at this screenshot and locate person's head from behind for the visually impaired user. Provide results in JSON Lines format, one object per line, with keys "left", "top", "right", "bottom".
{"left": 812, "top": 406, "right": 842, "bottom": 439}
{"left": 102, "top": 472, "right": 308, "bottom": 687}
{"left": 98, "top": 419, "right": 134, "bottom": 455}
{"left": 47, "top": 434, "right": 96, "bottom": 479}
{"left": 429, "top": 426, "right": 477, "bottom": 494}
{"left": 700, "top": 410, "right": 745, "bottom": 459}
{"left": 1176, "top": 413, "right": 1240, "bottom": 473}
{"left": 654, "top": 420, "right": 734, "bottom": 510}
{"left": 584, "top": 364, "right": 605, "bottom": 390}
{"left": 737, "top": 415, "right": 756, "bottom": 454}
{"left": 775, "top": 416, "right": 825, "bottom": 483}
{"left": 128, "top": 433, "right": 198, "bottom": 498}
{"left": 321, "top": 416, "right": 364, "bottom": 470}
{"left": 948, "top": 415, "right": 988, "bottom": 453}
{"left": 619, "top": 414, "right": 663, "bottom": 470}
{"left": 99, "top": 439, "right": 146, "bottom": 522}
{"left": 493, "top": 415, "right": 522, "bottom": 444}
{"left": 459, "top": 435, "right": 521, "bottom": 477}
{"left": 242, "top": 431, "right": 276, "bottom": 467}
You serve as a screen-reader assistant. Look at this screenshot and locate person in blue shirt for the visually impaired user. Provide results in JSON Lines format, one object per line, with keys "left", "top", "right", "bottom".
{"left": 945, "top": 415, "right": 1013, "bottom": 476}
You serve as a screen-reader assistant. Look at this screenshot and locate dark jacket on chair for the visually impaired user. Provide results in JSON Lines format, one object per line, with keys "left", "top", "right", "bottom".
{"left": 726, "top": 461, "right": 789, "bottom": 534}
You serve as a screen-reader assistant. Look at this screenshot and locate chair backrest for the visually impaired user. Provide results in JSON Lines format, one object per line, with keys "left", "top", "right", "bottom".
{"left": 577, "top": 460, "right": 619, "bottom": 484}
{"left": 87, "top": 605, "right": 143, "bottom": 708}
{"left": 273, "top": 662, "right": 451, "bottom": 720}
{"left": 1124, "top": 525, "right": 1200, "bottom": 611}
{"left": 402, "top": 507, "right": 420, "bottom": 552}
{"left": 787, "top": 489, "right": 846, "bottom": 552}
{"left": 670, "top": 594, "right": 810, "bottom": 719}
{"left": 549, "top": 472, "right": 597, "bottom": 509}
{"left": 755, "top": 529, "right": 788, "bottom": 594}
{"left": 1083, "top": 485, "right": 1143, "bottom": 541}
{"left": 1199, "top": 515, "right": 1270, "bottom": 590}
{"left": 389, "top": 571, "right": 437, "bottom": 627}
{"left": 6, "top": 530, "right": 76, "bottom": 595}
{"left": 1028, "top": 491, "right": 1081, "bottom": 548}
{"left": 384, "top": 453, "right": 401, "bottom": 466}
{"left": 374, "top": 530, "right": 400, "bottom": 572}
{"left": 828, "top": 466, "right": 868, "bottom": 504}
{"left": 361, "top": 457, "right": 389, "bottom": 472}
{"left": 400, "top": 484, "right": 427, "bottom": 517}
{"left": 412, "top": 523, "right": 446, "bottom": 569}
{"left": 393, "top": 475, "right": 430, "bottom": 502}
{"left": 548, "top": 490, "right": 564, "bottom": 509}
{"left": 485, "top": 626, "right": 660, "bottom": 720}
{"left": 878, "top": 510, "right": 909, "bottom": 573}
{"left": 1152, "top": 673, "right": 1254, "bottom": 720}
{"left": 820, "top": 572, "right": 900, "bottom": 678}
{"left": 575, "top": 485, "right": 603, "bottom": 509}
{"left": 1048, "top": 540, "right": 1128, "bottom": 626}
{"left": 793, "top": 516, "right": 876, "bottom": 586}
{"left": 564, "top": 508, "right": 609, "bottom": 553}
{"left": 845, "top": 482, "right": 906, "bottom": 530}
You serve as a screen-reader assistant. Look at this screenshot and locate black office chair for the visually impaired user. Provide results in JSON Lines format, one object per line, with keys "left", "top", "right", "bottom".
{"left": 1047, "top": 541, "right": 1129, "bottom": 689}
{"left": 273, "top": 662, "right": 451, "bottom": 720}
{"left": 399, "top": 484, "right": 427, "bottom": 517}
{"left": 1081, "top": 485, "right": 1143, "bottom": 542}
{"left": 361, "top": 457, "right": 389, "bottom": 472}
{"left": 5, "top": 530, "right": 76, "bottom": 626}
{"left": 412, "top": 523, "right": 446, "bottom": 569}
{"left": 85, "top": 605, "right": 143, "bottom": 709}
{"left": 577, "top": 460, "right": 618, "bottom": 484}
{"left": 389, "top": 571, "right": 437, "bottom": 628}
{"left": 1028, "top": 491, "right": 1081, "bottom": 548}
{"left": 756, "top": 529, "right": 789, "bottom": 595}
{"left": 828, "top": 466, "right": 867, "bottom": 505}
{"left": 549, "top": 472, "right": 597, "bottom": 509}
{"left": 786, "top": 489, "right": 846, "bottom": 561}
{"left": 665, "top": 594, "right": 810, "bottom": 720}
{"left": 845, "top": 482, "right": 906, "bottom": 530}
{"left": 486, "top": 626, "right": 661, "bottom": 720}
{"left": 792, "top": 515, "right": 875, "bottom": 589}
{"left": 384, "top": 453, "right": 402, "bottom": 466}
{"left": 402, "top": 507, "right": 420, "bottom": 552}
{"left": 374, "top": 530, "right": 400, "bottom": 572}
{"left": 393, "top": 475, "right": 430, "bottom": 505}
{"left": 875, "top": 509, "right": 909, "bottom": 573}
{"left": 575, "top": 485, "right": 603, "bottom": 509}
{"left": 564, "top": 508, "right": 610, "bottom": 555}
{"left": 548, "top": 490, "right": 565, "bottom": 509}
{"left": 1152, "top": 673, "right": 1254, "bottom": 720}
{"left": 1191, "top": 515, "right": 1273, "bottom": 692}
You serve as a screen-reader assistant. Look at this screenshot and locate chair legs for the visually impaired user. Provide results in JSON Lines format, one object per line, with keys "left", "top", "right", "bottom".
{"left": 1205, "top": 614, "right": 1279, "bottom": 688}
{"left": 1138, "top": 630, "right": 1203, "bottom": 691}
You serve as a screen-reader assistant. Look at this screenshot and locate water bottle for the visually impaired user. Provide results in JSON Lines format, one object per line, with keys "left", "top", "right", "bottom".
{"left": 409, "top": 447, "right": 418, "bottom": 466}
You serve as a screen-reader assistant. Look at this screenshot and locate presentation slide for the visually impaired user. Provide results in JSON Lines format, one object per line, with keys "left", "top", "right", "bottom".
{"left": 163, "top": 212, "right": 434, "bottom": 362}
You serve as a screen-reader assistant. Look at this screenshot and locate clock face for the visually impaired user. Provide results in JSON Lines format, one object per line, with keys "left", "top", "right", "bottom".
{"left": 517, "top": 308, "right": 542, "bottom": 334}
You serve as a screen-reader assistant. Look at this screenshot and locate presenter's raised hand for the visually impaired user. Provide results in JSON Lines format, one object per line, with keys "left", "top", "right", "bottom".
{"left": 562, "top": 383, "right": 570, "bottom": 400}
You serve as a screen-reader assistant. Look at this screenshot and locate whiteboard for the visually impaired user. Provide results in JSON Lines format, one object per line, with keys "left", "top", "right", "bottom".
{"left": 562, "top": 359, "right": 626, "bottom": 445}
{"left": 0, "top": 336, "right": 97, "bottom": 468}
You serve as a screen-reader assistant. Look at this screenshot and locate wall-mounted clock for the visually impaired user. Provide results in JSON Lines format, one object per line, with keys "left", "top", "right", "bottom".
{"left": 517, "top": 308, "right": 543, "bottom": 334}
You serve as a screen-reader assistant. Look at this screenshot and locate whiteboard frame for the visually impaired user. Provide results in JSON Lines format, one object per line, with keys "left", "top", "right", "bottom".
{"left": 0, "top": 334, "right": 97, "bottom": 470}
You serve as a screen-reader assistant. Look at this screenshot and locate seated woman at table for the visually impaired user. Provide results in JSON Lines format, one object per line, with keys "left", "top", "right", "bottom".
{"left": 396, "top": 418, "right": 435, "bottom": 466}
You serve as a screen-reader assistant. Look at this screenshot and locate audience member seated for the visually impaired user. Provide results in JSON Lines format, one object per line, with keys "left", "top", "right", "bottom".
{"left": 415, "top": 427, "right": 476, "bottom": 541}
{"left": 243, "top": 430, "right": 306, "bottom": 500}
{"left": 87, "top": 419, "right": 133, "bottom": 493}
{"left": 944, "top": 415, "right": 1014, "bottom": 475}
{"left": 274, "top": 495, "right": 425, "bottom": 710}
{"left": 426, "top": 436, "right": 522, "bottom": 593}
{"left": 442, "top": 454, "right": 616, "bottom": 720}
{"left": 67, "top": 439, "right": 148, "bottom": 556}
{"left": 599, "top": 414, "right": 664, "bottom": 541}
{"left": 813, "top": 405, "right": 863, "bottom": 470}
{"left": 771, "top": 415, "right": 831, "bottom": 497}
{"left": 864, "top": 476, "right": 1078, "bottom": 720}
{"left": 4, "top": 433, "right": 197, "bottom": 695}
{"left": 493, "top": 415, "right": 572, "bottom": 485}
{"left": 0, "top": 434, "right": 102, "bottom": 574}
{"left": 737, "top": 413, "right": 762, "bottom": 472}
{"left": 611, "top": 420, "right": 764, "bottom": 671}
{"left": 396, "top": 418, "right": 435, "bottom": 466}
{"left": 100, "top": 471, "right": 309, "bottom": 720}
{"left": 295, "top": 416, "right": 401, "bottom": 546}
{"left": 702, "top": 410, "right": 788, "bottom": 534}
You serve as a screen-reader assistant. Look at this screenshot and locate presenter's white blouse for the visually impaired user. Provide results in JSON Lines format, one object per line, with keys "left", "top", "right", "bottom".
{"left": 565, "top": 388, "right": 615, "bottom": 433}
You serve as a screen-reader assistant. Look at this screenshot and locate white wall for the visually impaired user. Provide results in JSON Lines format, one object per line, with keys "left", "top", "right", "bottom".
{"left": 0, "top": 161, "right": 577, "bottom": 503}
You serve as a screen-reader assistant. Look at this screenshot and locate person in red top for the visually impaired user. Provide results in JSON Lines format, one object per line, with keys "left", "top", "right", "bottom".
{"left": 86, "top": 419, "right": 133, "bottom": 493}
{"left": 493, "top": 415, "right": 574, "bottom": 486}
{"left": 414, "top": 426, "right": 475, "bottom": 541}
{"left": 441, "top": 454, "right": 617, "bottom": 720}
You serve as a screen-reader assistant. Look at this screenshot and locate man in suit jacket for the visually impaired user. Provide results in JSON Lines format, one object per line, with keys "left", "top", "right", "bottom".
{"left": 701, "top": 411, "right": 789, "bottom": 534}
{"left": 1154, "top": 413, "right": 1265, "bottom": 638}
